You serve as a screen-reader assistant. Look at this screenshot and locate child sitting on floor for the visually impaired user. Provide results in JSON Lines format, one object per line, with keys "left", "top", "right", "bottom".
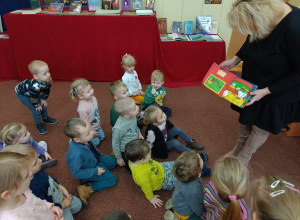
{"left": 121, "top": 54, "right": 144, "bottom": 105}
{"left": 251, "top": 174, "right": 300, "bottom": 220}
{"left": 70, "top": 78, "right": 105, "bottom": 147}
{"left": 125, "top": 139, "right": 177, "bottom": 208}
{"left": 64, "top": 118, "right": 117, "bottom": 207}
{"left": 0, "top": 145, "right": 64, "bottom": 220}
{"left": 112, "top": 97, "right": 143, "bottom": 171}
{"left": 203, "top": 157, "right": 250, "bottom": 220}
{"left": 141, "top": 70, "right": 172, "bottom": 117}
{"left": 164, "top": 151, "right": 205, "bottom": 220}
{"left": 0, "top": 123, "right": 57, "bottom": 169}
{"left": 15, "top": 60, "right": 58, "bottom": 134}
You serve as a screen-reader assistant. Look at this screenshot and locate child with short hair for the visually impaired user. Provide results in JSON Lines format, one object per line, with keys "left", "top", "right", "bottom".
{"left": 141, "top": 70, "right": 172, "bottom": 117}
{"left": 64, "top": 118, "right": 117, "bottom": 207}
{"left": 164, "top": 151, "right": 205, "bottom": 220}
{"left": 2, "top": 144, "right": 81, "bottom": 220}
{"left": 109, "top": 80, "right": 130, "bottom": 127}
{"left": 70, "top": 78, "right": 105, "bottom": 147}
{"left": 0, "top": 123, "right": 57, "bottom": 169}
{"left": 144, "top": 105, "right": 204, "bottom": 159}
{"left": 125, "top": 139, "right": 177, "bottom": 208}
{"left": 203, "top": 157, "right": 250, "bottom": 220}
{"left": 251, "top": 174, "right": 300, "bottom": 220}
{"left": 15, "top": 60, "right": 58, "bottom": 134}
{"left": 0, "top": 145, "right": 64, "bottom": 220}
{"left": 121, "top": 54, "right": 144, "bottom": 105}
{"left": 112, "top": 97, "right": 143, "bottom": 171}
{"left": 102, "top": 210, "right": 131, "bottom": 220}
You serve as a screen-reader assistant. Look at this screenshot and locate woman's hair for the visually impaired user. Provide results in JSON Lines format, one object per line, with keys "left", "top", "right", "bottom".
{"left": 28, "top": 60, "right": 47, "bottom": 75}
{"left": 252, "top": 174, "right": 300, "bottom": 220}
{"left": 228, "top": 0, "right": 284, "bottom": 42}
{"left": 122, "top": 54, "right": 136, "bottom": 68}
{"left": 125, "top": 139, "right": 151, "bottom": 162}
{"left": 172, "top": 151, "right": 201, "bottom": 183}
{"left": 151, "top": 70, "right": 164, "bottom": 81}
{"left": 64, "top": 118, "right": 87, "bottom": 139}
{"left": 0, "top": 123, "right": 25, "bottom": 146}
{"left": 212, "top": 157, "right": 249, "bottom": 220}
{"left": 114, "top": 97, "right": 135, "bottom": 117}
{"left": 144, "top": 105, "right": 160, "bottom": 124}
{"left": 70, "top": 78, "right": 90, "bottom": 100}
{"left": 102, "top": 210, "right": 131, "bottom": 220}
{"left": 109, "top": 81, "right": 127, "bottom": 96}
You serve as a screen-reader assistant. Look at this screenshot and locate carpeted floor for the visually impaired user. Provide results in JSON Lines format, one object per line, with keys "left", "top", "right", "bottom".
{"left": 0, "top": 80, "right": 299, "bottom": 220}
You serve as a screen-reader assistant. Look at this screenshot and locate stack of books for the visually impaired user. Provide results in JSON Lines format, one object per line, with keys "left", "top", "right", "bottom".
{"left": 95, "top": 9, "right": 121, "bottom": 15}
{"left": 160, "top": 33, "right": 222, "bottom": 42}
{"left": 136, "top": 10, "right": 153, "bottom": 16}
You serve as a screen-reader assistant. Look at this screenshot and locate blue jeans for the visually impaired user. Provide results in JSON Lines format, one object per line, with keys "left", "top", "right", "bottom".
{"left": 16, "top": 92, "right": 48, "bottom": 125}
{"left": 91, "top": 126, "right": 105, "bottom": 147}
{"left": 166, "top": 126, "right": 192, "bottom": 152}
{"left": 142, "top": 103, "right": 172, "bottom": 117}
{"left": 86, "top": 155, "right": 117, "bottom": 192}
{"left": 62, "top": 195, "right": 82, "bottom": 220}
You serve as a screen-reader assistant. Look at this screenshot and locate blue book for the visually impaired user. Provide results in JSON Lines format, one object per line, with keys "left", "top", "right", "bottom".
{"left": 184, "top": 21, "right": 193, "bottom": 35}
{"left": 88, "top": 0, "right": 101, "bottom": 11}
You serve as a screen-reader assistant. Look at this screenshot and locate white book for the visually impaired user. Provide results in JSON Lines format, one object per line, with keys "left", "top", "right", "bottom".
{"left": 136, "top": 10, "right": 153, "bottom": 15}
{"left": 196, "top": 15, "right": 212, "bottom": 34}
{"left": 21, "top": 7, "right": 42, "bottom": 14}
{"left": 210, "top": 20, "right": 218, "bottom": 34}
{"left": 0, "top": 17, "right": 3, "bottom": 33}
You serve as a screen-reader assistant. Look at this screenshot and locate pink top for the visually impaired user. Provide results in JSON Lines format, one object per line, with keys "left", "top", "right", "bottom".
{"left": 0, "top": 189, "right": 54, "bottom": 220}
{"left": 77, "top": 96, "right": 101, "bottom": 131}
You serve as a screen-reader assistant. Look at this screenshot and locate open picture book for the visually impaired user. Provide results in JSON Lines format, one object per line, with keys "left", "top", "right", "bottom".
{"left": 202, "top": 63, "right": 258, "bottom": 108}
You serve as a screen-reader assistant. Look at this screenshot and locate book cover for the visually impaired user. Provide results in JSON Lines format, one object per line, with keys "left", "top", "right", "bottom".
{"left": 69, "top": 2, "right": 82, "bottom": 13}
{"left": 158, "top": 18, "right": 167, "bottom": 36}
{"left": 122, "top": 0, "right": 131, "bottom": 10}
{"left": 47, "top": 3, "right": 64, "bottom": 12}
{"left": 202, "top": 63, "right": 258, "bottom": 108}
{"left": 95, "top": 8, "right": 121, "bottom": 14}
{"left": 133, "top": 0, "right": 141, "bottom": 10}
{"left": 88, "top": 0, "right": 101, "bottom": 11}
{"left": 0, "top": 34, "right": 9, "bottom": 39}
{"left": 146, "top": 0, "right": 155, "bottom": 10}
{"left": 21, "top": 7, "right": 42, "bottom": 14}
{"left": 172, "top": 21, "right": 182, "bottom": 34}
{"left": 111, "top": 0, "right": 119, "bottom": 10}
{"left": 204, "top": 0, "right": 222, "bottom": 4}
{"left": 160, "top": 35, "right": 174, "bottom": 41}
{"left": 102, "top": 1, "right": 111, "bottom": 10}
{"left": 184, "top": 21, "right": 193, "bottom": 35}
{"left": 203, "top": 34, "right": 222, "bottom": 41}
{"left": 196, "top": 15, "right": 211, "bottom": 34}
{"left": 30, "top": 0, "right": 41, "bottom": 8}
{"left": 189, "top": 34, "right": 205, "bottom": 41}
{"left": 136, "top": 10, "right": 153, "bottom": 15}
{"left": 210, "top": 20, "right": 218, "bottom": 34}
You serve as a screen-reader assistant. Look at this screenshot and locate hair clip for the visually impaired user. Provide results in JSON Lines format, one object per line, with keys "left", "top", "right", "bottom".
{"left": 70, "top": 89, "right": 73, "bottom": 94}
{"left": 270, "top": 190, "right": 285, "bottom": 197}
{"left": 271, "top": 180, "right": 280, "bottom": 188}
{"left": 285, "top": 185, "right": 300, "bottom": 194}
{"left": 283, "top": 180, "right": 294, "bottom": 187}
{"left": 228, "top": 195, "right": 237, "bottom": 200}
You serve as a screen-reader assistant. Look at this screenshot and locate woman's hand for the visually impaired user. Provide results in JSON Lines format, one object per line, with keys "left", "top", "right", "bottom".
{"left": 245, "top": 87, "right": 271, "bottom": 106}
{"left": 220, "top": 56, "right": 242, "bottom": 71}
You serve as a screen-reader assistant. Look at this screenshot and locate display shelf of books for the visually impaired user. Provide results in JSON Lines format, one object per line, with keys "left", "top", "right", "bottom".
{"left": 160, "top": 33, "right": 222, "bottom": 42}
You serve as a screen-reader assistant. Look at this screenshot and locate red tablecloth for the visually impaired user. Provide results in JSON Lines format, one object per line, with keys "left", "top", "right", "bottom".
{"left": 0, "top": 38, "right": 18, "bottom": 81}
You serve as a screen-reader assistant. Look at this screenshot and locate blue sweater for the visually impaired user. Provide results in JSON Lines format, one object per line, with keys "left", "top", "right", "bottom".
{"left": 66, "top": 140, "right": 102, "bottom": 181}
{"left": 0, "top": 137, "right": 46, "bottom": 155}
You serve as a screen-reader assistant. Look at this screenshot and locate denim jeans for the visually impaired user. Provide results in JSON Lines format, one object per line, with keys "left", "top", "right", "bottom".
{"left": 15, "top": 92, "right": 48, "bottom": 125}
{"left": 166, "top": 126, "right": 192, "bottom": 152}
{"left": 62, "top": 195, "right": 82, "bottom": 220}
{"left": 91, "top": 126, "right": 105, "bottom": 147}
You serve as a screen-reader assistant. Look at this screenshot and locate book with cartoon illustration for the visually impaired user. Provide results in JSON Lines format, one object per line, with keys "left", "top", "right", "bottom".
{"left": 202, "top": 63, "right": 258, "bottom": 108}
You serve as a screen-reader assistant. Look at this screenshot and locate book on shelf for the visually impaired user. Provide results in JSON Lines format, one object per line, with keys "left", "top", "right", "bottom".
{"left": 102, "top": 1, "right": 111, "bottom": 10}
{"left": 158, "top": 18, "right": 167, "bottom": 36}
{"left": 196, "top": 15, "right": 211, "bottom": 34}
{"left": 189, "top": 34, "right": 222, "bottom": 41}
{"left": 133, "top": 0, "right": 142, "bottom": 10}
{"left": 160, "top": 33, "right": 190, "bottom": 41}
{"left": 202, "top": 63, "right": 258, "bottom": 108}
{"left": 0, "top": 34, "right": 9, "bottom": 39}
{"left": 47, "top": 3, "right": 64, "bottom": 13}
{"left": 136, "top": 10, "right": 153, "bottom": 16}
{"left": 210, "top": 20, "right": 218, "bottom": 34}
{"left": 95, "top": 9, "right": 121, "bottom": 14}
{"left": 184, "top": 21, "right": 193, "bottom": 35}
{"left": 122, "top": 0, "right": 131, "bottom": 10}
{"left": 30, "top": 0, "right": 41, "bottom": 8}
{"left": 21, "top": 7, "right": 42, "bottom": 14}
{"left": 0, "top": 17, "right": 3, "bottom": 32}
{"left": 69, "top": 2, "right": 82, "bottom": 14}
{"left": 172, "top": 21, "right": 182, "bottom": 34}
{"left": 146, "top": 0, "right": 155, "bottom": 10}
{"left": 88, "top": 0, "right": 101, "bottom": 11}
{"left": 112, "top": 0, "right": 119, "bottom": 10}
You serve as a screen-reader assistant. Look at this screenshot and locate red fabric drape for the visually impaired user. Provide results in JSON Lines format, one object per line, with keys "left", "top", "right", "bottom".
{"left": 0, "top": 38, "right": 18, "bottom": 81}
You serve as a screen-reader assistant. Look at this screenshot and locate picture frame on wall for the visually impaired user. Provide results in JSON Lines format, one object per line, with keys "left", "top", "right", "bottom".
{"left": 102, "top": 0, "right": 111, "bottom": 10}
{"left": 122, "top": 0, "right": 130, "bottom": 10}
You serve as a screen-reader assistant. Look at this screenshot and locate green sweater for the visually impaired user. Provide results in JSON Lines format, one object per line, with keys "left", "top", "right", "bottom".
{"left": 141, "top": 85, "right": 167, "bottom": 109}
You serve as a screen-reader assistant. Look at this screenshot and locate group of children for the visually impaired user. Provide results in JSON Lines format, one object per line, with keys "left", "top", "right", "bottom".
{"left": 0, "top": 57, "right": 299, "bottom": 220}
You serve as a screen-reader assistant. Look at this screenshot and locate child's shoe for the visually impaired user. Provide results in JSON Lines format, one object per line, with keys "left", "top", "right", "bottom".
{"left": 201, "top": 166, "right": 212, "bottom": 178}
{"left": 186, "top": 139, "right": 204, "bottom": 151}
{"left": 36, "top": 123, "right": 48, "bottom": 135}
{"left": 43, "top": 116, "right": 58, "bottom": 124}
{"left": 164, "top": 210, "right": 180, "bottom": 220}
{"left": 39, "top": 154, "right": 57, "bottom": 169}
{"left": 165, "top": 198, "right": 172, "bottom": 210}
{"left": 77, "top": 185, "right": 93, "bottom": 207}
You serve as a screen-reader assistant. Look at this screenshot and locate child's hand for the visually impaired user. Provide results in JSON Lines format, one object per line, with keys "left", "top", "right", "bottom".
{"left": 44, "top": 152, "right": 52, "bottom": 160}
{"left": 139, "top": 133, "right": 144, "bottom": 139}
{"left": 36, "top": 106, "right": 43, "bottom": 112}
{"left": 59, "top": 184, "right": 71, "bottom": 199}
{"left": 50, "top": 205, "right": 63, "bottom": 219}
{"left": 138, "top": 90, "right": 144, "bottom": 96}
{"left": 98, "top": 167, "right": 105, "bottom": 176}
{"left": 151, "top": 88, "right": 157, "bottom": 95}
{"left": 93, "top": 131, "right": 99, "bottom": 138}
{"left": 41, "top": 100, "right": 48, "bottom": 107}
{"left": 117, "top": 158, "right": 125, "bottom": 166}
{"left": 61, "top": 197, "right": 72, "bottom": 208}
{"left": 150, "top": 195, "right": 163, "bottom": 208}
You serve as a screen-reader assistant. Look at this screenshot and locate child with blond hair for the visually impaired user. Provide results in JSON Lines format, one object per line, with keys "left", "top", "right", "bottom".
{"left": 15, "top": 60, "right": 58, "bottom": 134}
{"left": 0, "top": 123, "right": 57, "bottom": 169}
{"left": 203, "top": 157, "right": 250, "bottom": 220}
{"left": 121, "top": 54, "right": 144, "bottom": 105}
{"left": 141, "top": 70, "right": 172, "bottom": 117}
{"left": 251, "top": 174, "right": 300, "bottom": 220}
{"left": 70, "top": 78, "right": 105, "bottom": 147}
{"left": 0, "top": 145, "right": 64, "bottom": 220}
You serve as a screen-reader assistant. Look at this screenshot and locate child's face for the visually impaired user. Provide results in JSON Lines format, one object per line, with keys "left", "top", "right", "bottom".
{"left": 34, "top": 65, "right": 51, "bottom": 84}
{"left": 30, "top": 152, "right": 42, "bottom": 175}
{"left": 74, "top": 123, "right": 94, "bottom": 144}
{"left": 151, "top": 80, "right": 164, "bottom": 90}
{"left": 114, "top": 86, "right": 130, "bottom": 99}
{"left": 125, "top": 65, "right": 135, "bottom": 74}
{"left": 12, "top": 163, "right": 33, "bottom": 197}
{"left": 127, "top": 102, "right": 139, "bottom": 118}
{"left": 16, "top": 127, "right": 31, "bottom": 144}
{"left": 79, "top": 84, "right": 94, "bottom": 101}
{"left": 154, "top": 108, "right": 167, "bottom": 125}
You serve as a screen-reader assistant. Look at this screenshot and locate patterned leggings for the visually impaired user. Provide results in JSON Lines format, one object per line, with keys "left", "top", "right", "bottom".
{"left": 160, "top": 161, "right": 176, "bottom": 190}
